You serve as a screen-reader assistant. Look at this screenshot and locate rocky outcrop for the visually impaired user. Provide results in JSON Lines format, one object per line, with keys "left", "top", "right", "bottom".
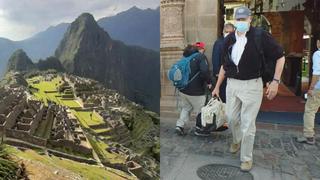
{"left": 37, "top": 56, "right": 64, "bottom": 72}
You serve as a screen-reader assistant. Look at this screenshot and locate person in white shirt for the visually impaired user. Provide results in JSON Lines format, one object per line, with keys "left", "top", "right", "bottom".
{"left": 212, "top": 6, "right": 285, "bottom": 171}
{"left": 297, "top": 38, "right": 320, "bottom": 145}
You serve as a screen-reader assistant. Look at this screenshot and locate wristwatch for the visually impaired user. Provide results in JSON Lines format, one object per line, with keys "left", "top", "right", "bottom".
{"left": 272, "top": 78, "right": 281, "bottom": 84}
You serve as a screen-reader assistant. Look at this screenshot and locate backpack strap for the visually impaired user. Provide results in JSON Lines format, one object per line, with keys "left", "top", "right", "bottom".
{"left": 254, "top": 27, "right": 266, "bottom": 76}
{"left": 187, "top": 53, "right": 203, "bottom": 83}
{"left": 178, "top": 53, "right": 201, "bottom": 91}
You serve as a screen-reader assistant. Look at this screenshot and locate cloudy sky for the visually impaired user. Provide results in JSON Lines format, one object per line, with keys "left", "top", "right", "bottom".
{"left": 0, "top": 0, "right": 159, "bottom": 41}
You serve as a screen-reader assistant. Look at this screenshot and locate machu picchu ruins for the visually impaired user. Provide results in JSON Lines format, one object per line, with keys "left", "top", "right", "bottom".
{"left": 0, "top": 71, "right": 160, "bottom": 179}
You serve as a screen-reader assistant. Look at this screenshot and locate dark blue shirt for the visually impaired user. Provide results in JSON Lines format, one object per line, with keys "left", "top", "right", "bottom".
{"left": 212, "top": 37, "right": 225, "bottom": 75}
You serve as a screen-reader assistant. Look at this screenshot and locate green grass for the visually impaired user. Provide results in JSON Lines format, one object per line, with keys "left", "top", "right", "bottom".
{"left": 59, "top": 99, "right": 81, "bottom": 108}
{"left": 86, "top": 136, "right": 126, "bottom": 165}
{"left": 26, "top": 76, "right": 127, "bottom": 165}
{"left": 27, "top": 76, "right": 104, "bottom": 129}
{"left": 94, "top": 128, "right": 112, "bottom": 134}
{"left": 73, "top": 111, "right": 104, "bottom": 127}
{"left": 5, "top": 145, "right": 134, "bottom": 180}
{"left": 0, "top": 145, "right": 20, "bottom": 179}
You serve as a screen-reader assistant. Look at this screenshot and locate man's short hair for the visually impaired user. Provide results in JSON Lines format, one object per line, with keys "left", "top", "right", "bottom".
{"left": 224, "top": 23, "right": 235, "bottom": 30}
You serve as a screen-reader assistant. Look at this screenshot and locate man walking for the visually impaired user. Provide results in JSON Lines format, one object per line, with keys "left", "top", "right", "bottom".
{"left": 297, "top": 37, "right": 320, "bottom": 145}
{"left": 175, "top": 42, "right": 212, "bottom": 135}
{"left": 212, "top": 23, "right": 235, "bottom": 102}
{"left": 212, "top": 6, "right": 285, "bottom": 171}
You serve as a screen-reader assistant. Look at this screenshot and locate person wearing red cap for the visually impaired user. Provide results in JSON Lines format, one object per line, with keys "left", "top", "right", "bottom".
{"left": 175, "top": 42, "right": 212, "bottom": 136}
{"left": 194, "top": 42, "right": 206, "bottom": 50}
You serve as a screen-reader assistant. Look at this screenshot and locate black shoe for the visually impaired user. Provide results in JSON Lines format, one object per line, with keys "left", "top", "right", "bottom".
{"left": 175, "top": 126, "right": 185, "bottom": 136}
{"left": 215, "top": 125, "right": 229, "bottom": 132}
{"left": 194, "top": 128, "right": 210, "bottom": 137}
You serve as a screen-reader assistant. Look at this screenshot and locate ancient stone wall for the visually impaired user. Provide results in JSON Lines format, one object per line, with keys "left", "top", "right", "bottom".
{"left": 5, "top": 129, "right": 47, "bottom": 146}
{"left": 49, "top": 139, "right": 92, "bottom": 155}
{"left": 5, "top": 99, "right": 26, "bottom": 129}
{"left": 0, "top": 95, "right": 16, "bottom": 114}
{"left": 29, "top": 104, "right": 45, "bottom": 134}
{"left": 47, "top": 149, "right": 97, "bottom": 164}
{"left": 16, "top": 123, "right": 31, "bottom": 131}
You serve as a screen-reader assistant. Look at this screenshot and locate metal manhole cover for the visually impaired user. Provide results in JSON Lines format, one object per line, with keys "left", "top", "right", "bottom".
{"left": 197, "top": 164, "right": 254, "bottom": 180}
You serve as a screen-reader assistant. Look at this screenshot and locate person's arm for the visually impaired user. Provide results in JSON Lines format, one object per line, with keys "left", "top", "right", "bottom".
{"left": 308, "top": 52, "right": 320, "bottom": 96}
{"left": 309, "top": 75, "right": 319, "bottom": 90}
{"left": 266, "top": 56, "right": 285, "bottom": 100}
{"left": 262, "top": 31, "right": 286, "bottom": 100}
{"left": 212, "top": 66, "right": 225, "bottom": 97}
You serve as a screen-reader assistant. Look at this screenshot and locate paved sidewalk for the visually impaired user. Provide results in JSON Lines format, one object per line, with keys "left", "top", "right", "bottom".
{"left": 160, "top": 117, "right": 320, "bottom": 180}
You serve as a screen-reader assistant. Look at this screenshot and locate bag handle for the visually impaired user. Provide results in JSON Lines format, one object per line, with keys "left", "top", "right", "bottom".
{"left": 212, "top": 96, "right": 222, "bottom": 102}
{"left": 206, "top": 96, "right": 222, "bottom": 106}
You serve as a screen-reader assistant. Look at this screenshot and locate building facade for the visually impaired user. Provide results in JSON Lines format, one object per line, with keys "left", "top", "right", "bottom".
{"left": 160, "top": 0, "right": 220, "bottom": 98}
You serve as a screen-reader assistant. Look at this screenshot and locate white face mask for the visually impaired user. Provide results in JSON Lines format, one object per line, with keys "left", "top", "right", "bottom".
{"left": 224, "top": 33, "right": 230, "bottom": 37}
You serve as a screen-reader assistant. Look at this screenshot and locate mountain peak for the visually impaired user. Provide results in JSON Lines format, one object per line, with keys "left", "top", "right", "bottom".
{"left": 11, "top": 49, "right": 29, "bottom": 59}
{"left": 128, "top": 6, "right": 141, "bottom": 12}
{"left": 55, "top": 12, "right": 112, "bottom": 73}
{"left": 6, "top": 49, "right": 35, "bottom": 73}
{"left": 77, "top": 13, "right": 95, "bottom": 22}
{"left": 73, "top": 13, "right": 97, "bottom": 29}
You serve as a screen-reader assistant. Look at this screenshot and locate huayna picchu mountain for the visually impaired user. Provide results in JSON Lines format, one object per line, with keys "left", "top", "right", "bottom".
{"left": 55, "top": 13, "right": 160, "bottom": 113}
{"left": 6, "top": 49, "right": 35, "bottom": 73}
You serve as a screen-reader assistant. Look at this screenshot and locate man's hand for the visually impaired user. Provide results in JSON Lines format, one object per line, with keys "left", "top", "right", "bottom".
{"left": 266, "top": 81, "right": 279, "bottom": 100}
{"left": 307, "top": 89, "right": 313, "bottom": 97}
{"left": 212, "top": 87, "right": 220, "bottom": 98}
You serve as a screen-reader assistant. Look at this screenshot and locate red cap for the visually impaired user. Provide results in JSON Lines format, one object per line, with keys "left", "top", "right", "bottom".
{"left": 194, "top": 42, "right": 205, "bottom": 49}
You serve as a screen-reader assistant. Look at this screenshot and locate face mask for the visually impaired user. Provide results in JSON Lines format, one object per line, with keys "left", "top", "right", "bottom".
{"left": 224, "top": 33, "right": 230, "bottom": 37}
{"left": 235, "top": 21, "right": 249, "bottom": 33}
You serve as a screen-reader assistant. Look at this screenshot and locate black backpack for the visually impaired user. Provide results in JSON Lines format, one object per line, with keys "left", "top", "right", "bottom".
{"left": 254, "top": 28, "right": 277, "bottom": 86}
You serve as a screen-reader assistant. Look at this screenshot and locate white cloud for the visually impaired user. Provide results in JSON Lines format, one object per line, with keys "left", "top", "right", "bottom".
{"left": 0, "top": 0, "right": 159, "bottom": 41}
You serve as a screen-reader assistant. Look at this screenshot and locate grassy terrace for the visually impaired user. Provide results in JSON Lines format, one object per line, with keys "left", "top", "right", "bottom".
{"left": 27, "top": 75, "right": 126, "bottom": 165}
{"left": 87, "top": 135, "right": 127, "bottom": 165}
{"left": 27, "top": 76, "right": 105, "bottom": 132}
{"left": 71, "top": 110, "right": 106, "bottom": 128}
{"left": 5, "top": 145, "right": 134, "bottom": 180}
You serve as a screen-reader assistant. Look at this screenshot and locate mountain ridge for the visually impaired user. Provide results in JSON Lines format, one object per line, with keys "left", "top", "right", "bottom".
{"left": 0, "top": 6, "right": 159, "bottom": 77}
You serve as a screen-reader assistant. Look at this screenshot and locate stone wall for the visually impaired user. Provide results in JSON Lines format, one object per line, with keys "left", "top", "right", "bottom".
{"left": 49, "top": 139, "right": 92, "bottom": 155}
{"left": 184, "top": 0, "right": 219, "bottom": 67}
{"left": 0, "top": 95, "right": 16, "bottom": 114}
{"left": 16, "top": 123, "right": 31, "bottom": 131}
{"left": 47, "top": 149, "right": 97, "bottom": 165}
{"left": 5, "top": 129, "right": 47, "bottom": 147}
{"left": 160, "top": 50, "right": 183, "bottom": 96}
{"left": 29, "top": 104, "right": 45, "bottom": 134}
{"left": 5, "top": 99, "right": 26, "bottom": 129}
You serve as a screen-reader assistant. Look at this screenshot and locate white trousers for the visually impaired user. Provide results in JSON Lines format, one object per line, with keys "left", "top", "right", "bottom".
{"left": 226, "top": 78, "right": 263, "bottom": 162}
{"left": 176, "top": 92, "right": 206, "bottom": 128}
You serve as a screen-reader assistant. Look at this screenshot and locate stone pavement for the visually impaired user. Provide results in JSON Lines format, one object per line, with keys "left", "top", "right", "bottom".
{"left": 160, "top": 117, "right": 320, "bottom": 180}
